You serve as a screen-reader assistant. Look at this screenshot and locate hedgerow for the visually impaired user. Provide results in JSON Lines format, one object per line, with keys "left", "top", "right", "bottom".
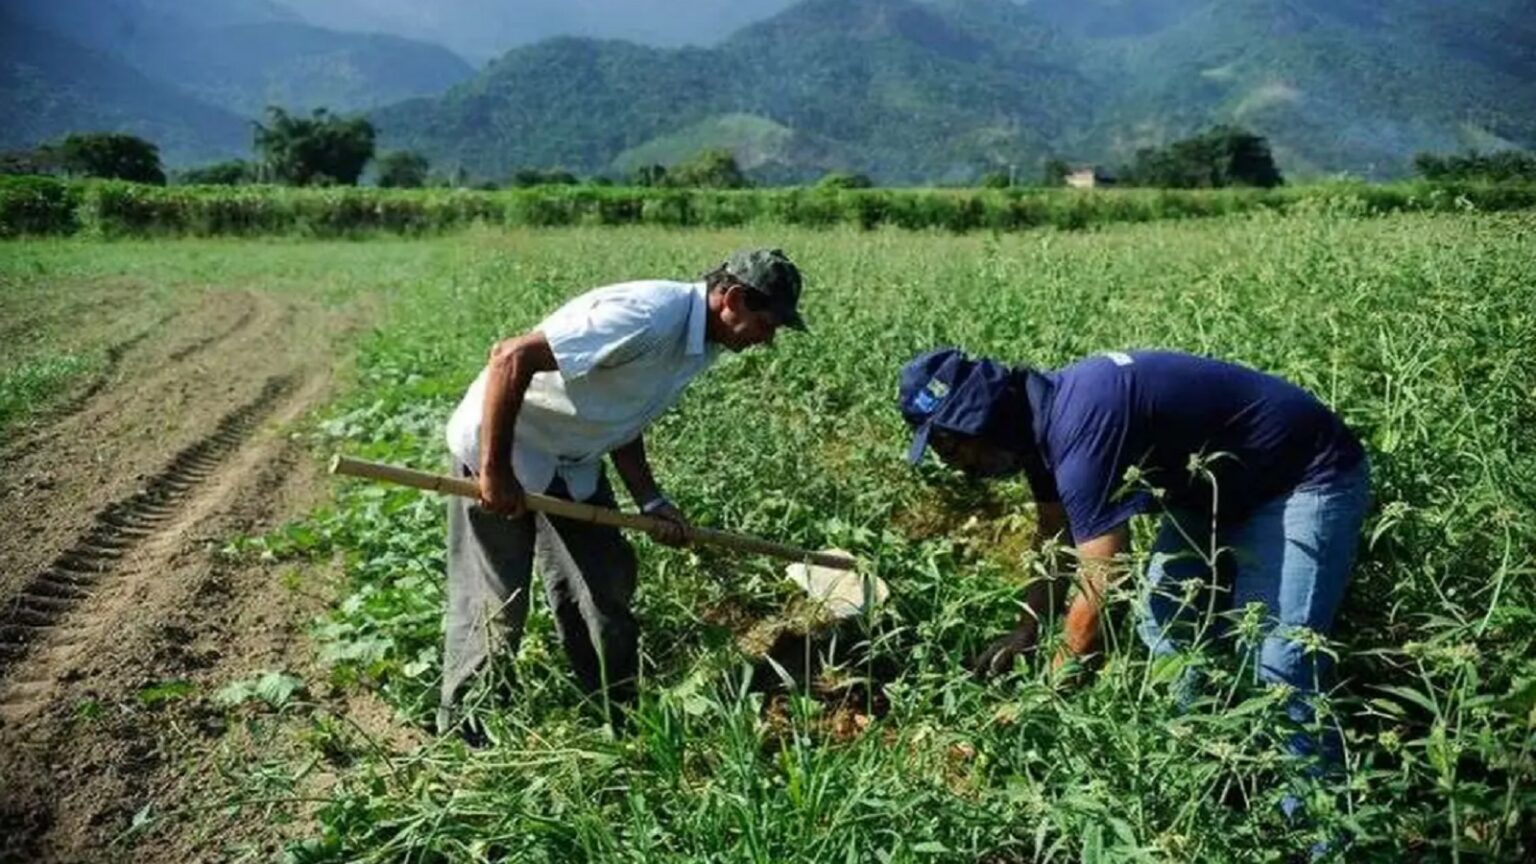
{"left": 3, "top": 177, "right": 1533, "bottom": 238}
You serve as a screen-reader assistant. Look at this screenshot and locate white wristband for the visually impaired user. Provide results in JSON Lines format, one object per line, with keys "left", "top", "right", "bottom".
{"left": 641, "top": 494, "right": 672, "bottom": 515}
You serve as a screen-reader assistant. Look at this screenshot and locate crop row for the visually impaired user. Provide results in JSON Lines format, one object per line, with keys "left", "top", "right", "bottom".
{"left": 3, "top": 175, "right": 1534, "bottom": 238}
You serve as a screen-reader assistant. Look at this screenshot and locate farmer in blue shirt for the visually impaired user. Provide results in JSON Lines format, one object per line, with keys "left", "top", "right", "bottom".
{"left": 898, "top": 348, "right": 1370, "bottom": 775}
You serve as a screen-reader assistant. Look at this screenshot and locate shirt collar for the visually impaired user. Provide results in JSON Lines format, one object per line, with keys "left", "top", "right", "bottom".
{"left": 686, "top": 282, "right": 708, "bottom": 356}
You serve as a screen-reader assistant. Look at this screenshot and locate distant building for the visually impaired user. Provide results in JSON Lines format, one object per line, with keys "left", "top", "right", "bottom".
{"left": 1065, "top": 167, "right": 1116, "bottom": 189}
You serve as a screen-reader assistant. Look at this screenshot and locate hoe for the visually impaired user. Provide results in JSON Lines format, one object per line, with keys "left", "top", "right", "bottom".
{"left": 328, "top": 455, "right": 889, "bottom": 624}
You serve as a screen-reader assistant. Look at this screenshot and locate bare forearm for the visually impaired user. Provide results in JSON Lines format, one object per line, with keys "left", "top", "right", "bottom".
{"left": 1062, "top": 587, "right": 1104, "bottom": 657}
{"left": 1059, "top": 527, "right": 1128, "bottom": 660}
{"left": 611, "top": 434, "right": 690, "bottom": 546}
{"left": 479, "top": 332, "right": 554, "bottom": 473}
{"left": 610, "top": 435, "right": 662, "bottom": 505}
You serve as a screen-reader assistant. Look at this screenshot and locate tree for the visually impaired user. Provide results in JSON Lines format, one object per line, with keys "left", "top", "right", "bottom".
{"left": 377, "top": 150, "right": 430, "bottom": 188}
{"left": 979, "top": 170, "right": 1011, "bottom": 189}
{"left": 632, "top": 164, "right": 668, "bottom": 187}
{"left": 666, "top": 149, "right": 748, "bottom": 189}
{"left": 253, "top": 107, "right": 376, "bottom": 186}
{"left": 1413, "top": 152, "right": 1449, "bottom": 180}
{"left": 816, "top": 171, "right": 874, "bottom": 189}
{"left": 56, "top": 133, "right": 165, "bottom": 184}
{"left": 509, "top": 168, "right": 579, "bottom": 187}
{"left": 1221, "top": 128, "right": 1283, "bottom": 188}
{"left": 178, "top": 160, "right": 252, "bottom": 185}
{"left": 1122, "top": 126, "right": 1283, "bottom": 189}
{"left": 1413, "top": 149, "right": 1536, "bottom": 183}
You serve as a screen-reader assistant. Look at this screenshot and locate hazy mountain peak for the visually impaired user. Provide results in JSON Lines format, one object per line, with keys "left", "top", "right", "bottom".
{"left": 280, "top": 0, "right": 800, "bottom": 60}
{"left": 728, "top": 0, "right": 983, "bottom": 58}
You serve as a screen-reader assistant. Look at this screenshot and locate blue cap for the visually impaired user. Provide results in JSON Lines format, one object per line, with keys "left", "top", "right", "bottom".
{"left": 898, "top": 347, "right": 1016, "bottom": 464}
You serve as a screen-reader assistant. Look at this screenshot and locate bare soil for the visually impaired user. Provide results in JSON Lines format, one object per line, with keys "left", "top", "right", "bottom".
{"left": 0, "top": 285, "right": 386, "bottom": 862}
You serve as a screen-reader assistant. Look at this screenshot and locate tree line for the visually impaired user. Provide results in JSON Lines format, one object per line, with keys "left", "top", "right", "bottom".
{"left": 0, "top": 108, "right": 407, "bottom": 188}
{"left": 3, "top": 113, "right": 1532, "bottom": 190}
{"left": 1412, "top": 150, "right": 1536, "bottom": 183}
{"left": 0, "top": 110, "right": 765, "bottom": 190}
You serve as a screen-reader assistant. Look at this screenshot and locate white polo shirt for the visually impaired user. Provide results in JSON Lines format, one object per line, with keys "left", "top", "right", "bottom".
{"left": 445, "top": 280, "right": 718, "bottom": 502}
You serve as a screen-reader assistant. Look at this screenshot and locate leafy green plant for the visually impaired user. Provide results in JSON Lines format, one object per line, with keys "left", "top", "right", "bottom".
{"left": 214, "top": 672, "right": 307, "bottom": 710}
{"left": 137, "top": 679, "right": 196, "bottom": 707}
{"left": 0, "top": 175, "right": 81, "bottom": 236}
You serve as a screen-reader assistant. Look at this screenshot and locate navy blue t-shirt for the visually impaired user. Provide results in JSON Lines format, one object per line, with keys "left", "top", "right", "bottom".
{"left": 1022, "top": 351, "right": 1364, "bottom": 543}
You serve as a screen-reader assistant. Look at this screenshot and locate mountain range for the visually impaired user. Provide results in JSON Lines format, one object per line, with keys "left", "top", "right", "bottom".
{"left": 2, "top": 0, "right": 473, "bottom": 162}
{"left": 1, "top": 7, "right": 251, "bottom": 164}
{"left": 4, "top": 0, "right": 1533, "bottom": 179}
{"left": 372, "top": 0, "right": 1535, "bottom": 182}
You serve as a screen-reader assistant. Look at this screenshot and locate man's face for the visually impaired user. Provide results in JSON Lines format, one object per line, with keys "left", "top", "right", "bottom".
{"left": 715, "top": 284, "right": 781, "bottom": 353}
{"left": 928, "top": 431, "right": 1021, "bottom": 478}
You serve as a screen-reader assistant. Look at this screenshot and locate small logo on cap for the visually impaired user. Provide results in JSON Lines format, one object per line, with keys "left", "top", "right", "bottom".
{"left": 913, "top": 377, "right": 949, "bottom": 413}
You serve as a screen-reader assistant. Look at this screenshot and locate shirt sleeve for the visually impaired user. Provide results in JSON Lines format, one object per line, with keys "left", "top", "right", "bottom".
{"left": 1048, "top": 387, "right": 1147, "bottom": 543}
{"left": 539, "top": 292, "right": 659, "bottom": 379}
{"left": 1055, "top": 449, "right": 1151, "bottom": 544}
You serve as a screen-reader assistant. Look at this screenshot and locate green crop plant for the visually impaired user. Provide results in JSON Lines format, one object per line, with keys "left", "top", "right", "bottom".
{"left": 250, "top": 212, "right": 1536, "bottom": 861}
{"left": 11, "top": 208, "right": 1531, "bottom": 861}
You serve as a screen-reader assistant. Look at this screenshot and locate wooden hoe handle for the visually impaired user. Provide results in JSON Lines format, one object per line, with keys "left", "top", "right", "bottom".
{"left": 329, "top": 455, "right": 858, "bottom": 571}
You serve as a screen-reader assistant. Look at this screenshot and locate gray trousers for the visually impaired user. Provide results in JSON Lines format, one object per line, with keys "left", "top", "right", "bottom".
{"left": 438, "top": 467, "right": 638, "bottom": 732}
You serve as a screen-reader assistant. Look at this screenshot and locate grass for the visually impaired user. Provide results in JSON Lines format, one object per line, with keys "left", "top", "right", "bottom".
{"left": 0, "top": 351, "right": 96, "bottom": 436}
{"left": 0, "top": 237, "right": 411, "bottom": 439}
{"left": 10, "top": 210, "right": 1536, "bottom": 861}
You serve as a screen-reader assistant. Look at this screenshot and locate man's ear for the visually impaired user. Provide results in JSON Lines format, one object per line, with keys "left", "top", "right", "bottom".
{"left": 721, "top": 283, "right": 744, "bottom": 309}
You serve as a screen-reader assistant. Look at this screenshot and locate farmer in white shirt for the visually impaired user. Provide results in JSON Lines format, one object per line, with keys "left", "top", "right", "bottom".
{"left": 441, "top": 249, "right": 805, "bottom": 735}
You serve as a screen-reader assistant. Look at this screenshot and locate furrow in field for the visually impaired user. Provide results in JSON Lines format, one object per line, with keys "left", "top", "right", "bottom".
{"left": 1, "top": 292, "right": 257, "bottom": 467}
{"left": 0, "top": 291, "right": 293, "bottom": 610}
{"left": 0, "top": 376, "right": 294, "bottom": 681}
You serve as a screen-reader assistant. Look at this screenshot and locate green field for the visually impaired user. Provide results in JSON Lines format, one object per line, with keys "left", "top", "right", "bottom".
{"left": 6, "top": 210, "right": 1536, "bottom": 861}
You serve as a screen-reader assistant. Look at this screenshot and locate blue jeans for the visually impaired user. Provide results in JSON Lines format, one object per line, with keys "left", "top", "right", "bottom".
{"left": 1137, "top": 459, "right": 1371, "bottom": 769}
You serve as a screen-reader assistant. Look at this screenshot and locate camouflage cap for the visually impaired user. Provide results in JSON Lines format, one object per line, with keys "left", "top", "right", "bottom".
{"left": 722, "top": 247, "right": 806, "bottom": 331}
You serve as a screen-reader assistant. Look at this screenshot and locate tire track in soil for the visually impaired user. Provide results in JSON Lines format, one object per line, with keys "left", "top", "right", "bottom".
{"left": 0, "top": 291, "right": 268, "bottom": 601}
{"left": 0, "top": 285, "right": 370, "bottom": 863}
{"left": 0, "top": 365, "right": 348, "bottom": 854}
{"left": 0, "top": 368, "right": 342, "bottom": 864}
{"left": 0, "top": 376, "right": 293, "bottom": 684}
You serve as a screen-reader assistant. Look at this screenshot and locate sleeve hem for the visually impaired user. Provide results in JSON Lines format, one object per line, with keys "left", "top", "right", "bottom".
{"left": 1067, "top": 495, "right": 1149, "bottom": 545}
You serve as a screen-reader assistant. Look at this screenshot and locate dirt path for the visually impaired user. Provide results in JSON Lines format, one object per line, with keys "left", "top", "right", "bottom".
{"left": 0, "top": 286, "right": 370, "bottom": 862}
